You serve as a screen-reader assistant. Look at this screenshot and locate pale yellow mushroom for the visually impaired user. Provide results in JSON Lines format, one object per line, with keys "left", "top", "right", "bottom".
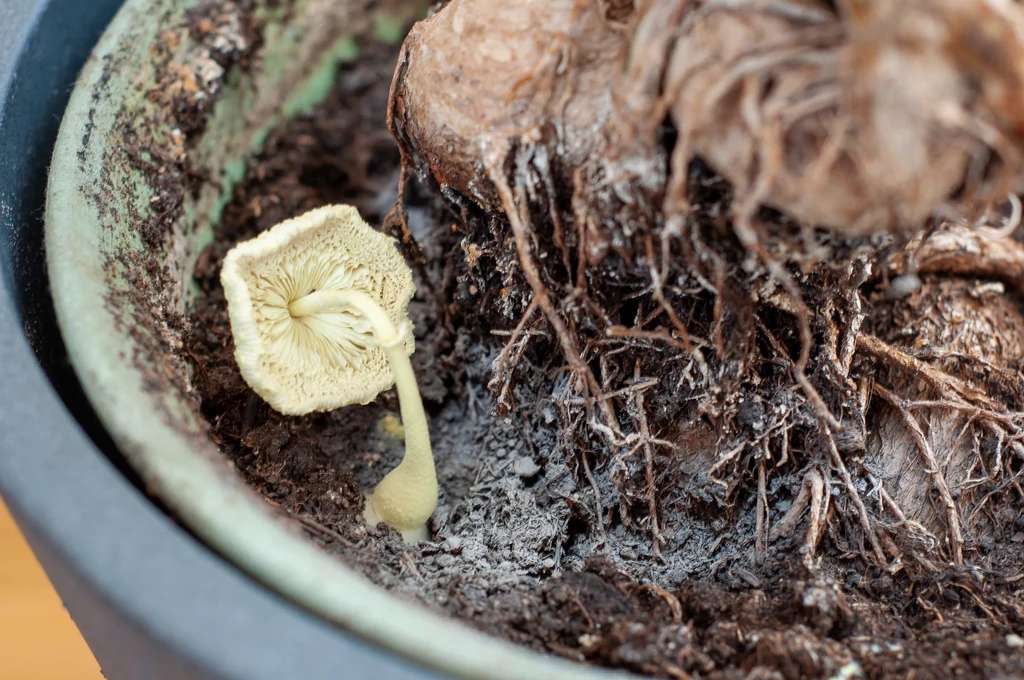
{"left": 220, "top": 204, "right": 437, "bottom": 542}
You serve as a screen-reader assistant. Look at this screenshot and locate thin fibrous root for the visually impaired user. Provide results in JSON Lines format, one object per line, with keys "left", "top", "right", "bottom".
{"left": 855, "top": 333, "right": 999, "bottom": 408}
{"left": 805, "top": 467, "right": 825, "bottom": 571}
{"left": 772, "top": 468, "right": 816, "bottom": 540}
{"left": 487, "top": 298, "right": 540, "bottom": 413}
{"left": 755, "top": 460, "right": 769, "bottom": 561}
{"left": 732, "top": 170, "right": 840, "bottom": 432}
{"left": 633, "top": 359, "right": 664, "bottom": 558}
{"left": 824, "top": 428, "right": 887, "bottom": 565}
{"left": 486, "top": 144, "right": 622, "bottom": 438}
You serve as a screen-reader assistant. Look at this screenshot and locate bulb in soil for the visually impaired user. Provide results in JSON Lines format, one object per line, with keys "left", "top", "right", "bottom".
{"left": 392, "top": 0, "right": 1024, "bottom": 239}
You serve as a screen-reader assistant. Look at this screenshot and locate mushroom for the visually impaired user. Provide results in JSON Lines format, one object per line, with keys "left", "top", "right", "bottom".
{"left": 219, "top": 204, "right": 437, "bottom": 542}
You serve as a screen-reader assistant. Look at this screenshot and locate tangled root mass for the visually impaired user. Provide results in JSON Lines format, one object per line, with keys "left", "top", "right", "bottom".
{"left": 388, "top": 0, "right": 1024, "bottom": 583}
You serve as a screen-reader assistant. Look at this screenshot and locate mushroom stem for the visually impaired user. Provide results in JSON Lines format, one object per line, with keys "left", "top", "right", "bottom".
{"left": 289, "top": 289, "right": 437, "bottom": 542}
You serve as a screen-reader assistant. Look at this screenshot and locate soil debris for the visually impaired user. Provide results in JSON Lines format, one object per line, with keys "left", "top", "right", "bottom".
{"left": 179, "top": 26, "right": 1024, "bottom": 679}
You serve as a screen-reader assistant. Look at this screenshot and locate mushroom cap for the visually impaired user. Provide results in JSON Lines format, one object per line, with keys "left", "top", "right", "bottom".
{"left": 220, "top": 205, "right": 415, "bottom": 415}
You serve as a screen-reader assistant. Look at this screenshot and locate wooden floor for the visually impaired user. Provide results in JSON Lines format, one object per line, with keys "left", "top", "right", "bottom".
{"left": 0, "top": 496, "right": 104, "bottom": 679}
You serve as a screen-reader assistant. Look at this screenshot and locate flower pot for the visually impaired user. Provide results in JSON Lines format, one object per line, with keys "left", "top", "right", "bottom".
{"left": 0, "top": 3, "right": 442, "bottom": 680}
{"left": 38, "top": 0, "right": 615, "bottom": 678}
{"left": 0, "top": 1, "right": 456, "bottom": 678}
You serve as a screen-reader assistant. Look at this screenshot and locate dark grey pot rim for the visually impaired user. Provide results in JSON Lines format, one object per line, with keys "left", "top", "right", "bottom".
{"left": 0, "top": 1, "right": 439, "bottom": 678}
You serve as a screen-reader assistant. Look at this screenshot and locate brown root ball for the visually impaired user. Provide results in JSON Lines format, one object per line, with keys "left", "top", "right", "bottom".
{"left": 392, "top": 0, "right": 1024, "bottom": 238}
{"left": 388, "top": 0, "right": 1024, "bottom": 576}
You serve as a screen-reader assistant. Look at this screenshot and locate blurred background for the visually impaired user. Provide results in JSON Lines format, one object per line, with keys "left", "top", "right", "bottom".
{"left": 0, "top": 497, "right": 103, "bottom": 679}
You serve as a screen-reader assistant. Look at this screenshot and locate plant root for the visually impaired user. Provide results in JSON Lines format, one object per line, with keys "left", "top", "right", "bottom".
{"left": 388, "top": 0, "right": 1024, "bottom": 580}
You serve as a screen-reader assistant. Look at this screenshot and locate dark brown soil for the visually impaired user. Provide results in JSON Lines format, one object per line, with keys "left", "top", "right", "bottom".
{"left": 179, "top": 34, "right": 1024, "bottom": 680}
